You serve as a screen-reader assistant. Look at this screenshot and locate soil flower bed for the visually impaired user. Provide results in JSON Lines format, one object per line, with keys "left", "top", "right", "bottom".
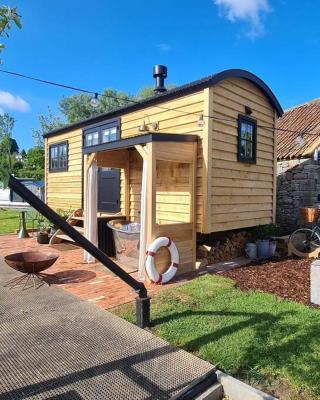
{"left": 221, "top": 257, "right": 313, "bottom": 306}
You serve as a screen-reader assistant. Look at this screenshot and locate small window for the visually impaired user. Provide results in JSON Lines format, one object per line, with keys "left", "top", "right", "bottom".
{"left": 49, "top": 141, "right": 68, "bottom": 172}
{"left": 101, "top": 126, "right": 118, "bottom": 143}
{"left": 83, "top": 119, "right": 120, "bottom": 148}
{"left": 238, "top": 115, "right": 257, "bottom": 163}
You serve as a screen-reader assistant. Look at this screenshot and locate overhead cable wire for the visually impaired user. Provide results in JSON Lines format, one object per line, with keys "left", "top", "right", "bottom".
{"left": 0, "top": 68, "right": 313, "bottom": 136}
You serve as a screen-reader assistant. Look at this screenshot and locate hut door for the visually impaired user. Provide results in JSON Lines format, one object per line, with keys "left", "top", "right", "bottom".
{"left": 97, "top": 168, "right": 120, "bottom": 213}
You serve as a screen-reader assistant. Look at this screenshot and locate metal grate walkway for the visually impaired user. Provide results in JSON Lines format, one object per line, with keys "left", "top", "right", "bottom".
{"left": 0, "top": 259, "right": 215, "bottom": 399}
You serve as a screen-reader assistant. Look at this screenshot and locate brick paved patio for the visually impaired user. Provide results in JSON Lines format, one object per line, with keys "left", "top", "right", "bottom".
{"left": 0, "top": 234, "right": 199, "bottom": 310}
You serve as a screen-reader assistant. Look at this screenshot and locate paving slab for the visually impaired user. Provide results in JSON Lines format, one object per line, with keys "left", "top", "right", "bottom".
{"left": 0, "top": 259, "right": 215, "bottom": 400}
{"left": 206, "top": 257, "right": 251, "bottom": 273}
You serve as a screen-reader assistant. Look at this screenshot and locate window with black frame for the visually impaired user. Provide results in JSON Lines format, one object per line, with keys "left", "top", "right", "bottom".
{"left": 49, "top": 141, "right": 68, "bottom": 172}
{"left": 238, "top": 115, "right": 257, "bottom": 163}
{"left": 83, "top": 119, "right": 120, "bottom": 149}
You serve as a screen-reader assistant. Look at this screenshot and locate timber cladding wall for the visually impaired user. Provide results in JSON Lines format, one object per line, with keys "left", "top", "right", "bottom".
{"left": 44, "top": 78, "right": 278, "bottom": 234}
{"left": 45, "top": 129, "right": 83, "bottom": 210}
{"left": 209, "top": 77, "right": 276, "bottom": 232}
{"left": 128, "top": 152, "right": 192, "bottom": 224}
{"left": 121, "top": 91, "right": 204, "bottom": 232}
{"left": 45, "top": 91, "right": 205, "bottom": 225}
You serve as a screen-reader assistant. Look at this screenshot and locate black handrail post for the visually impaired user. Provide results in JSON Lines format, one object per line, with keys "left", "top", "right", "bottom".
{"left": 8, "top": 174, "right": 150, "bottom": 328}
{"left": 136, "top": 296, "right": 150, "bottom": 329}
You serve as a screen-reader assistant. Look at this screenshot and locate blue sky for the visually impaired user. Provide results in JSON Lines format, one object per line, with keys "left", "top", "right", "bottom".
{"left": 2, "top": 0, "right": 320, "bottom": 150}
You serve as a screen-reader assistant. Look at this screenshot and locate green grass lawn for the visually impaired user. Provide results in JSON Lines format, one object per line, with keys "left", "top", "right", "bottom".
{"left": 113, "top": 274, "right": 320, "bottom": 399}
{"left": 0, "top": 209, "right": 33, "bottom": 234}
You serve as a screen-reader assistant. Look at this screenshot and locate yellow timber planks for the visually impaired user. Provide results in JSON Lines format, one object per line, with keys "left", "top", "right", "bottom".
{"left": 209, "top": 77, "right": 276, "bottom": 232}
{"left": 45, "top": 129, "right": 82, "bottom": 210}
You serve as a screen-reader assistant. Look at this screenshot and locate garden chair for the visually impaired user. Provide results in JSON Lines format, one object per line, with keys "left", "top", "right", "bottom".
{"left": 23, "top": 210, "right": 43, "bottom": 236}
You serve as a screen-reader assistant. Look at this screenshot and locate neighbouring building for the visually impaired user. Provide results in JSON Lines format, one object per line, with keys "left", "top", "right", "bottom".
{"left": 277, "top": 99, "right": 320, "bottom": 231}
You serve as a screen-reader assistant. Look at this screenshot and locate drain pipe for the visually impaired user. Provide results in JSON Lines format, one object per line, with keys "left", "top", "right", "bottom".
{"left": 8, "top": 174, "right": 150, "bottom": 328}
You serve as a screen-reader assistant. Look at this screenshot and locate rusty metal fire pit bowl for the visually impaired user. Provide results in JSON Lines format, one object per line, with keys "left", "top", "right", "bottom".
{"left": 4, "top": 251, "right": 59, "bottom": 290}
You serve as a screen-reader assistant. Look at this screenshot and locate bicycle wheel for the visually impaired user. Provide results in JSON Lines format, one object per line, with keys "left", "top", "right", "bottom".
{"left": 289, "top": 228, "right": 320, "bottom": 255}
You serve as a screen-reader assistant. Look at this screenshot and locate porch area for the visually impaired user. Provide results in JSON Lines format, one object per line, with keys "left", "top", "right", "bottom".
{"left": 83, "top": 133, "right": 198, "bottom": 279}
{"left": 0, "top": 234, "right": 201, "bottom": 309}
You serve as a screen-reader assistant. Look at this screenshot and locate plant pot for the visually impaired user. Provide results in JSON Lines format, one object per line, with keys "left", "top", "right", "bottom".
{"left": 50, "top": 226, "right": 57, "bottom": 236}
{"left": 269, "top": 240, "right": 277, "bottom": 257}
{"left": 37, "top": 232, "right": 49, "bottom": 245}
{"left": 245, "top": 242, "right": 257, "bottom": 260}
{"left": 257, "top": 239, "right": 270, "bottom": 259}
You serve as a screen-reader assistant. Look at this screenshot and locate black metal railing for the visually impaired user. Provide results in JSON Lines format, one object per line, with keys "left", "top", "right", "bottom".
{"left": 8, "top": 174, "right": 150, "bottom": 328}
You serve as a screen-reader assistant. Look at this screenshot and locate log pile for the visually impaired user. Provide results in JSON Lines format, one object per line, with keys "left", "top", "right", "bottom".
{"left": 196, "top": 230, "right": 252, "bottom": 267}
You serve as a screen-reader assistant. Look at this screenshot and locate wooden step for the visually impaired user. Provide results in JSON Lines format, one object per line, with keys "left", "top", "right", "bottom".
{"left": 55, "top": 226, "right": 84, "bottom": 243}
{"left": 55, "top": 234, "right": 76, "bottom": 243}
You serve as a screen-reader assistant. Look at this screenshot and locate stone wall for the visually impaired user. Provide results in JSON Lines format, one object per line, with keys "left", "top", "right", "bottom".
{"left": 277, "top": 158, "right": 320, "bottom": 231}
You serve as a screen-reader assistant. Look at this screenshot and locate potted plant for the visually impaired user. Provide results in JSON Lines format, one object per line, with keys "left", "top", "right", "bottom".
{"left": 245, "top": 240, "right": 258, "bottom": 260}
{"left": 37, "top": 220, "right": 50, "bottom": 244}
{"left": 253, "top": 224, "right": 283, "bottom": 258}
{"left": 254, "top": 225, "right": 270, "bottom": 259}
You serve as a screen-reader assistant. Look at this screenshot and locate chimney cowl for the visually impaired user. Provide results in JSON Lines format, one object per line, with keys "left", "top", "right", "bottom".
{"left": 153, "top": 64, "right": 167, "bottom": 94}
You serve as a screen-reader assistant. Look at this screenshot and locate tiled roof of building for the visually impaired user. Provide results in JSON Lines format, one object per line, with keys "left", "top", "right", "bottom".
{"left": 277, "top": 98, "right": 320, "bottom": 160}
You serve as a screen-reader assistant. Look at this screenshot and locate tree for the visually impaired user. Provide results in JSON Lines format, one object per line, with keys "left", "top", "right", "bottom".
{"left": 33, "top": 107, "right": 65, "bottom": 148}
{"left": 59, "top": 88, "right": 134, "bottom": 124}
{"left": 17, "top": 147, "right": 45, "bottom": 180}
{"left": 9, "top": 137, "right": 19, "bottom": 153}
{"left": 0, "top": 6, "right": 21, "bottom": 60}
{"left": 136, "top": 86, "right": 155, "bottom": 99}
{"left": 136, "top": 84, "right": 176, "bottom": 100}
{"left": 0, "top": 113, "right": 15, "bottom": 171}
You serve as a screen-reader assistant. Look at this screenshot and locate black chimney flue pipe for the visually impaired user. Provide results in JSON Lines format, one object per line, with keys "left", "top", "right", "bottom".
{"left": 153, "top": 65, "right": 167, "bottom": 94}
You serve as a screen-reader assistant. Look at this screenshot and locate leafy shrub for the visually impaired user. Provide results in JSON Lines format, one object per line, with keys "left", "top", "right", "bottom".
{"left": 252, "top": 224, "right": 284, "bottom": 240}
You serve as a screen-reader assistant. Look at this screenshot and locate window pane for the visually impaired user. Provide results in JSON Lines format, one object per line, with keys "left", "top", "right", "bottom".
{"left": 241, "top": 122, "right": 253, "bottom": 141}
{"left": 240, "top": 139, "right": 246, "bottom": 158}
{"left": 85, "top": 133, "right": 93, "bottom": 146}
{"left": 93, "top": 132, "right": 99, "bottom": 145}
{"left": 60, "top": 144, "right": 67, "bottom": 157}
{"left": 101, "top": 128, "right": 110, "bottom": 143}
{"left": 51, "top": 146, "right": 57, "bottom": 158}
{"left": 246, "top": 141, "right": 252, "bottom": 158}
{"left": 59, "top": 156, "right": 64, "bottom": 168}
{"left": 110, "top": 127, "right": 117, "bottom": 141}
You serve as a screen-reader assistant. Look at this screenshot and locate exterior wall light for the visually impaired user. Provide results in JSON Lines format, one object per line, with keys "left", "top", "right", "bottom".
{"left": 138, "top": 120, "right": 149, "bottom": 132}
{"left": 245, "top": 105, "right": 253, "bottom": 115}
{"left": 198, "top": 114, "right": 205, "bottom": 128}
{"left": 151, "top": 122, "right": 159, "bottom": 130}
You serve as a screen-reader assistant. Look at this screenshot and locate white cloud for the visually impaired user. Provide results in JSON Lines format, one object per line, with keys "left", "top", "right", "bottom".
{"left": 156, "top": 43, "right": 172, "bottom": 52}
{"left": 214, "top": 0, "right": 271, "bottom": 38}
{"left": 0, "top": 91, "right": 30, "bottom": 112}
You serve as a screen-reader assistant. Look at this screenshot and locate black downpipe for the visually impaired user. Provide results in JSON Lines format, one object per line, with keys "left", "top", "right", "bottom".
{"left": 8, "top": 174, "right": 150, "bottom": 327}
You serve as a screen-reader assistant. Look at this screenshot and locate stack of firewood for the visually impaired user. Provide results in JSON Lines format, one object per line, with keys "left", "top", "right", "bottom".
{"left": 197, "top": 231, "right": 252, "bottom": 267}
